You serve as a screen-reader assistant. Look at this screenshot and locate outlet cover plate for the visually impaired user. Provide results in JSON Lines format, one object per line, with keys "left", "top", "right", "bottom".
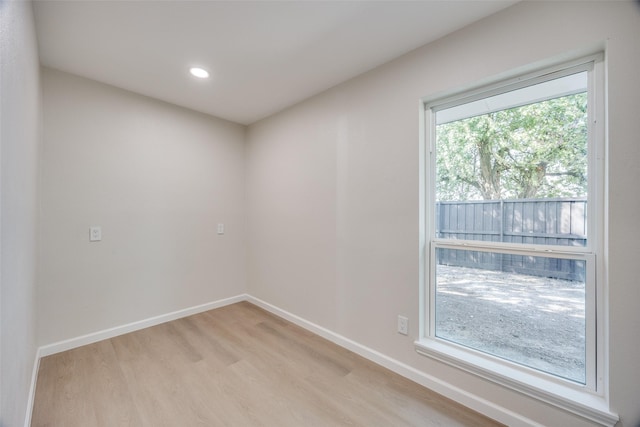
{"left": 90, "top": 226, "right": 102, "bottom": 242}
{"left": 398, "top": 315, "right": 408, "bottom": 335}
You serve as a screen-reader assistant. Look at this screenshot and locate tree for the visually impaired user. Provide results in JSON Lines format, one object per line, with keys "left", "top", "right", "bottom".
{"left": 436, "top": 93, "right": 588, "bottom": 201}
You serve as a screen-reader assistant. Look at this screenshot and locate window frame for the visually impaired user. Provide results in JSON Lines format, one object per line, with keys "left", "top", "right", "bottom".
{"left": 417, "top": 53, "right": 617, "bottom": 425}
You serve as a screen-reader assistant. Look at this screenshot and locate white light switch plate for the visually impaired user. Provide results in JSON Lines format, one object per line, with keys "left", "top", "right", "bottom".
{"left": 217, "top": 223, "right": 225, "bottom": 235}
{"left": 90, "top": 226, "right": 102, "bottom": 242}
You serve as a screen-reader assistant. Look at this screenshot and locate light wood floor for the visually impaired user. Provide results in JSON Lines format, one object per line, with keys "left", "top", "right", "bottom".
{"left": 31, "top": 302, "right": 503, "bottom": 427}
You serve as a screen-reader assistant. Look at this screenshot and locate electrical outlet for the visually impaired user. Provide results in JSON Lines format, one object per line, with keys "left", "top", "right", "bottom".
{"left": 90, "top": 226, "right": 102, "bottom": 242}
{"left": 397, "top": 315, "right": 408, "bottom": 335}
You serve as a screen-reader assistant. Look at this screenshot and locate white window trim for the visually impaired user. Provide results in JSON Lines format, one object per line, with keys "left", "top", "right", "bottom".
{"left": 417, "top": 53, "right": 617, "bottom": 426}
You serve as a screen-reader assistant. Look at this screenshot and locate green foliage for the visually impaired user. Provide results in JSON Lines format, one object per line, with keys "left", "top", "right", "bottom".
{"left": 436, "top": 93, "right": 588, "bottom": 201}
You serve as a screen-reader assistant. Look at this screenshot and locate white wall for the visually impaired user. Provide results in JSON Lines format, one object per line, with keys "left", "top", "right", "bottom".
{"left": 0, "top": 1, "right": 41, "bottom": 426}
{"left": 38, "top": 68, "right": 246, "bottom": 345}
{"left": 246, "top": 2, "right": 640, "bottom": 426}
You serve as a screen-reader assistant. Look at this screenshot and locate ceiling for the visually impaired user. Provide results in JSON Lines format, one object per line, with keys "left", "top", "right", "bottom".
{"left": 33, "top": 1, "right": 517, "bottom": 125}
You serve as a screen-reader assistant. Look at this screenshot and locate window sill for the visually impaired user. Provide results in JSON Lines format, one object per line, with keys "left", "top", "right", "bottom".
{"left": 414, "top": 338, "right": 618, "bottom": 427}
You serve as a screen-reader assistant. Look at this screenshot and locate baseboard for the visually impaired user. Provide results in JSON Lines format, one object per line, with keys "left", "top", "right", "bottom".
{"left": 23, "top": 348, "right": 41, "bottom": 427}
{"left": 38, "top": 294, "right": 245, "bottom": 357}
{"left": 246, "top": 295, "right": 542, "bottom": 427}
{"left": 26, "top": 294, "right": 245, "bottom": 426}
{"left": 30, "top": 293, "right": 540, "bottom": 427}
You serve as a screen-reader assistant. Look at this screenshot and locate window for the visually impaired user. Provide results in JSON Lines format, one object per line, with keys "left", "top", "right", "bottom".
{"left": 418, "top": 55, "right": 615, "bottom": 424}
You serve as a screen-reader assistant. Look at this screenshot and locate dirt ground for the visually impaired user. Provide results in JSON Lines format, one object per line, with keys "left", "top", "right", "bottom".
{"left": 435, "top": 264, "right": 585, "bottom": 383}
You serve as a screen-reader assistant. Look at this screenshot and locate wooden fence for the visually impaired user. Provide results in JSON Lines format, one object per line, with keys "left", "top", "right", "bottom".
{"left": 436, "top": 198, "right": 587, "bottom": 281}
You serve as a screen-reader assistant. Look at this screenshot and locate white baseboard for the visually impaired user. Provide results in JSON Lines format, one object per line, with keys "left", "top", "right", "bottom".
{"left": 26, "top": 294, "right": 245, "bottom": 426}
{"left": 38, "top": 294, "right": 245, "bottom": 357}
{"left": 246, "top": 295, "right": 542, "bottom": 427}
{"left": 29, "top": 293, "right": 539, "bottom": 427}
{"left": 24, "top": 348, "right": 41, "bottom": 427}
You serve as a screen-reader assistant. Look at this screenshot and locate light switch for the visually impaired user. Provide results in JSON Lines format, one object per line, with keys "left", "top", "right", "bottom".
{"left": 90, "top": 226, "right": 102, "bottom": 242}
{"left": 217, "top": 223, "right": 225, "bottom": 235}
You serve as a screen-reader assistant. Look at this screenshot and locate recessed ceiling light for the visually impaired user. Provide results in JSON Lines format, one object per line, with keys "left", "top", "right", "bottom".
{"left": 189, "top": 67, "right": 210, "bottom": 79}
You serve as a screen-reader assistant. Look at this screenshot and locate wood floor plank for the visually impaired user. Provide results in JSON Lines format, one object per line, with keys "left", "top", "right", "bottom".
{"left": 31, "top": 301, "right": 504, "bottom": 427}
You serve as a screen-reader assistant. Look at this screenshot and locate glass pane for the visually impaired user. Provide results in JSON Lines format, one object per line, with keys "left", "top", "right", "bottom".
{"left": 434, "top": 72, "right": 588, "bottom": 247}
{"left": 435, "top": 247, "right": 586, "bottom": 384}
